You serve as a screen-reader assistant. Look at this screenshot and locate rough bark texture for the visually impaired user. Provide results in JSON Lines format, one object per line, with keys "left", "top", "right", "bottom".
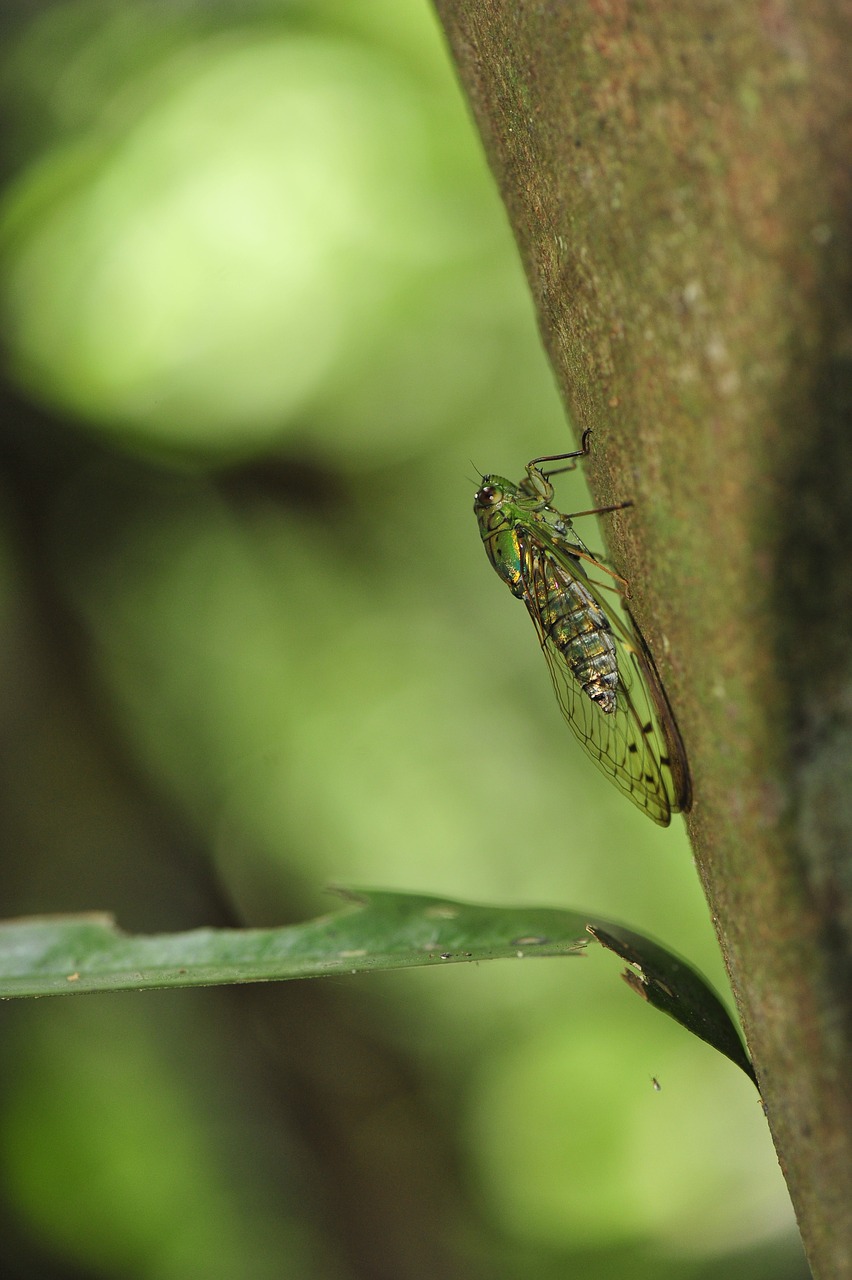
{"left": 430, "top": 2, "right": 852, "bottom": 1276}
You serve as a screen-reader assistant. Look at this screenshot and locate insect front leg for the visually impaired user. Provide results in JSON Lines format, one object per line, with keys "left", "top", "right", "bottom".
{"left": 530, "top": 427, "right": 593, "bottom": 474}
{"left": 523, "top": 429, "right": 593, "bottom": 504}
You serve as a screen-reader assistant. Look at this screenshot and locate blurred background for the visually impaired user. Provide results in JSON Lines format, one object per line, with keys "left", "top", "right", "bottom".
{"left": 0, "top": 2, "right": 807, "bottom": 1277}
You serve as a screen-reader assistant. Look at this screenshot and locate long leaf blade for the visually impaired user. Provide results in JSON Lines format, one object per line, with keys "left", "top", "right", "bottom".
{"left": 0, "top": 890, "right": 754, "bottom": 1083}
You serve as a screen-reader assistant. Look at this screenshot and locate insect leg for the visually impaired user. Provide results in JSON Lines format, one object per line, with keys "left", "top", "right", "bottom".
{"left": 568, "top": 547, "right": 630, "bottom": 592}
{"left": 529, "top": 427, "right": 593, "bottom": 477}
{"left": 565, "top": 500, "right": 633, "bottom": 519}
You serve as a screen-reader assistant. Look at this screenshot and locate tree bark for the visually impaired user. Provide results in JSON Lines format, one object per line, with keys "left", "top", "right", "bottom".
{"left": 431, "top": 2, "right": 852, "bottom": 1275}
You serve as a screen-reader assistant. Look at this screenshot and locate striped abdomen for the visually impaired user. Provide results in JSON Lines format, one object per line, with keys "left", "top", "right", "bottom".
{"left": 532, "top": 556, "right": 618, "bottom": 713}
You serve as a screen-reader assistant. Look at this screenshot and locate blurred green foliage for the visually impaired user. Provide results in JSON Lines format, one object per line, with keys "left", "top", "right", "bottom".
{"left": 0, "top": 1, "right": 806, "bottom": 1278}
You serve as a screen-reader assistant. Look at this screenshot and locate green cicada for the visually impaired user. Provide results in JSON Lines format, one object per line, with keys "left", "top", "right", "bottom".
{"left": 473, "top": 432, "right": 692, "bottom": 825}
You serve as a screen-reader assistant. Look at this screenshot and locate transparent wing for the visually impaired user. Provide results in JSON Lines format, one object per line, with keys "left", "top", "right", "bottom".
{"left": 520, "top": 537, "right": 690, "bottom": 826}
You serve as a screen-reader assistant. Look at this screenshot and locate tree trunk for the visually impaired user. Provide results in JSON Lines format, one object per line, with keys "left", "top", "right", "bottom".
{"left": 430, "top": 2, "right": 852, "bottom": 1275}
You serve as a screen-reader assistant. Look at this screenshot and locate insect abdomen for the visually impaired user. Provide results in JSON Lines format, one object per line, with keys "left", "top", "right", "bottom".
{"left": 539, "top": 576, "right": 618, "bottom": 713}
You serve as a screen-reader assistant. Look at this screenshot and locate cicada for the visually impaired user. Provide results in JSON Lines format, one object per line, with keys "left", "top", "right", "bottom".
{"left": 473, "top": 432, "right": 692, "bottom": 825}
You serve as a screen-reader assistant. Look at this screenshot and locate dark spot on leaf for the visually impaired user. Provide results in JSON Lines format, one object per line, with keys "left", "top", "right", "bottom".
{"left": 622, "top": 968, "right": 648, "bottom": 1000}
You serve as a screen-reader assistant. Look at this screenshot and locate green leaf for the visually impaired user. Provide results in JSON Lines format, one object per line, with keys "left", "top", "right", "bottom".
{"left": 586, "top": 924, "right": 757, "bottom": 1086}
{"left": 0, "top": 889, "right": 755, "bottom": 1083}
